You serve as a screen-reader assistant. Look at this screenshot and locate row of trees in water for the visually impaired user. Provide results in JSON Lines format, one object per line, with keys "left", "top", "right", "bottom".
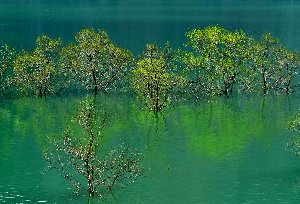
{"left": 1, "top": 26, "right": 300, "bottom": 113}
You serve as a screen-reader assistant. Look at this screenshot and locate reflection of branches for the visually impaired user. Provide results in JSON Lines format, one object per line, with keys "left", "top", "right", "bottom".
{"left": 97, "top": 144, "right": 143, "bottom": 194}
{"left": 44, "top": 98, "right": 143, "bottom": 198}
{"left": 44, "top": 136, "right": 143, "bottom": 197}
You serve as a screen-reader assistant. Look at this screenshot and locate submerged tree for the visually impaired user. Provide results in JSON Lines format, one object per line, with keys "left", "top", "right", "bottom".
{"left": 287, "top": 113, "right": 300, "bottom": 156}
{"left": 44, "top": 98, "right": 143, "bottom": 197}
{"left": 0, "top": 44, "right": 15, "bottom": 99}
{"left": 251, "top": 33, "right": 300, "bottom": 95}
{"left": 182, "top": 26, "right": 254, "bottom": 97}
{"left": 60, "top": 28, "right": 132, "bottom": 95}
{"left": 251, "top": 33, "right": 281, "bottom": 94}
{"left": 132, "top": 43, "right": 185, "bottom": 113}
{"left": 273, "top": 47, "right": 300, "bottom": 94}
{"left": 13, "top": 36, "right": 63, "bottom": 97}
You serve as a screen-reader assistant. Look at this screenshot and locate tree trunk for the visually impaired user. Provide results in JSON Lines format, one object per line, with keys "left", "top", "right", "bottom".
{"left": 262, "top": 70, "right": 267, "bottom": 95}
{"left": 92, "top": 69, "right": 98, "bottom": 96}
{"left": 39, "top": 83, "right": 43, "bottom": 98}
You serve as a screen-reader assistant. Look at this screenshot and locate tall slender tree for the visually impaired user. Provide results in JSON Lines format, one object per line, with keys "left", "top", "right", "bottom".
{"left": 132, "top": 43, "right": 185, "bottom": 113}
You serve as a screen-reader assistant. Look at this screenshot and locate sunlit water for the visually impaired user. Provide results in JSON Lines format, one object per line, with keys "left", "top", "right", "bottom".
{"left": 1, "top": 94, "right": 300, "bottom": 203}
{"left": 1, "top": 0, "right": 300, "bottom": 203}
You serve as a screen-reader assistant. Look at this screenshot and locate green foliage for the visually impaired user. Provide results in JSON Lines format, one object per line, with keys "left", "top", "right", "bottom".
{"left": 132, "top": 43, "right": 185, "bottom": 113}
{"left": 251, "top": 33, "right": 300, "bottom": 94}
{"left": 183, "top": 26, "right": 254, "bottom": 97}
{"left": 287, "top": 113, "right": 300, "bottom": 156}
{"left": 13, "top": 35, "right": 62, "bottom": 97}
{"left": 60, "top": 28, "right": 132, "bottom": 95}
{"left": 0, "top": 44, "right": 15, "bottom": 98}
{"left": 0, "top": 26, "right": 299, "bottom": 101}
{"left": 273, "top": 46, "right": 300, "bottom": 93}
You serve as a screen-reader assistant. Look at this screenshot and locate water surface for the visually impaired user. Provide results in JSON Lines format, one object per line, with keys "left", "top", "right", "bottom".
{"left": 0, "top": 0, "right": 300, "bottom": 52}
{"left": 1, "top": 1, "right": 300, "bottom": 203}
{"left": 1, "top": 95, "right": 300, "bottom": 203}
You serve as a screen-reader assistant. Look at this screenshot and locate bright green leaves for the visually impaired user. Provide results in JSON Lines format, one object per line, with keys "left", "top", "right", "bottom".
{"left": 132, "top": 43, "right": 184, "bottom": 113}
{"left": 1, "top": 26, "right": 300, "bottom": 101}
{"left": 62, "top": 28, "right": 132, "bottom": 95}
{"left": 13, "top": 35, "right": 62, "bottom": 97}
{"left": 184, "top": 26, "right": 254, "bottom": 97}
{"left": 11, "top": 28, "right": 132, "bottom": 98}
{"left": 183, "top": 26, "right": 300, "bottom": 97}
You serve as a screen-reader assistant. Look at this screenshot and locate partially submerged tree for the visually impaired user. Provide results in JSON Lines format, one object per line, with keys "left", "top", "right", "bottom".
{"left": 132, "top": 43, "right": 185, "bottom": 114}
{"left": 13, "top": 36, "right": 63, "bottom": 97}
{"left": 182, "top": 26, "right": 254, "bottom": 97}
{"left": 287, "top": 113, "right": 300, "bottom": 156}
{"left": 273, "top": 47, "right": 300, "bottom": 94}
{"left": 60, "top": 28, "right": 132, "bottom": 95}
{"left": 251, "top": 33, "right": 300, "bottom": 94}
{"left": 44, "top": 98, "right": 143, "bottom": 197}
{"left": 0, "top": 44, "right": 15, "bottom": 99}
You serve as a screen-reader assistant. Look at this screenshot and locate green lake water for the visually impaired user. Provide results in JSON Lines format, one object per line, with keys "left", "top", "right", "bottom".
{"left": 1, "top": 95, "right": 300, "bottom": 203}
{"left": 1, "top": 0, "right": 300, "bottom": 203}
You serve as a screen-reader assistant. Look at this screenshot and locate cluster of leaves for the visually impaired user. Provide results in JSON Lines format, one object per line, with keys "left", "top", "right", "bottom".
{"left": 13, "top": 36, "right": 63, "bottom": 97}
{"left": 287, "top": 114, "right": 300, "bottom": 156}
{"left": 44, "top": 98, "right": 143, "bottom": 197}
{"left": 1, "top": 26, "right": 300, "bottom": 113}
{"left": 0, "top": 44, "right": 15, "bottom": 99}
{"left": 132, "top": 43, "right": 185, "bottom": 114}
{"left": 251, "top": 33, "right": 300, "bottom": 94}
{"left": 183, "top": 26, "right": 253, "bottom": 97}
{"left": 1, "top": 28, "right": 131, "bottom": 98}
{"left": 60, "top": 28, "right": 132, "bottom": 95}
{"left": 182, "top": 26, "right": 300, "bottom": 98}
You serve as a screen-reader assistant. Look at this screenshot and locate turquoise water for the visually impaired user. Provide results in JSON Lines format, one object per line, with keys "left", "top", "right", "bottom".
{"left": 0, "top": 1, "right": 300, "bottom": 52}
{"left": 1, "top": 1, "right": 300, "bottom": 203}
{"left": 1, "top": 95, "right": 300, "bottom": 203}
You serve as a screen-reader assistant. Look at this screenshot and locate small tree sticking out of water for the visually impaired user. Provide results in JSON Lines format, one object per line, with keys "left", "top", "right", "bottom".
{"left": 287, "top": 113, "right": 300, "bottom": 156}
{"left": 44, "top": 98, "right": 143, "bottom": 197}
{"left": 132, "top": 43, "right": 185, "bottom": 114}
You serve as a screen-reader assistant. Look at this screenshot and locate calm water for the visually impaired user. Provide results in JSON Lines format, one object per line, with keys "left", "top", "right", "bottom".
{"left": 1, "top": 95, "right": 300, "bottom": 203}
{"left": 1, "top": 1, "right": 300, "bottom": 203}
{"left": 0, "top": 1, "right": 300, "bottom": 52}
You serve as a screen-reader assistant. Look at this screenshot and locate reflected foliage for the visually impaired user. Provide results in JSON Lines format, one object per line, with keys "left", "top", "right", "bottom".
{"left": 44, "top": 98, "right": 143, "bottom": 197}
{"left": 174, "top": 97, "right": 285, "bottom": 160}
